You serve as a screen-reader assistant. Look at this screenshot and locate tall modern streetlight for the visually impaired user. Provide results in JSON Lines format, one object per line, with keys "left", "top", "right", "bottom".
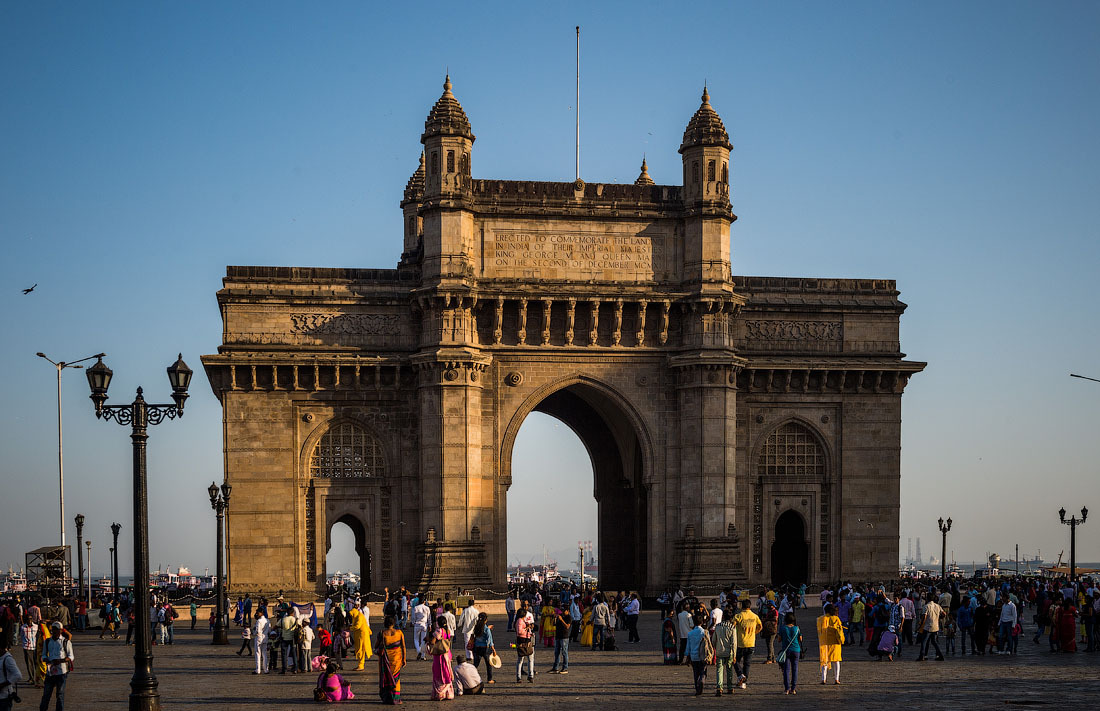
{"left": 37, "top": 351, "right": 105, "bottom": 586}
{"left": 85, "top": 353, "right": 192, "bottom": 711}
{"left": 86, "top": 540, "right": 92, "bottom": 603}
{"left": 111, "top": 523, "right": 122, "bottom": 596}
{"left": 75, "top": 514, "right": 85, "bottom": 598}
{"left": 938, "top": 517, "right": 952, "bottom": 580}
{"left": 1059, "top": 507, "right": 1088, "bottom": 580}
{"left": 208, "top": 481, "right": 231, "bottom": 645}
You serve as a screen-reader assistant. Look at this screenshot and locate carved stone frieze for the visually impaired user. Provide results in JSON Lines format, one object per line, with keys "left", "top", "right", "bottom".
{"left": 291, "top": 313, "right": 401, "bottom": 335}
{"left": 744, "top": 320, "right": 841, "bottom": 342}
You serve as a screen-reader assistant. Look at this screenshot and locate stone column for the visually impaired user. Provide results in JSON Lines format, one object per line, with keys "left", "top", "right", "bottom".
{"left": 565, "top": 298, "right": 576, "bottom": 346}
{"left": 413, "top": 354, "right": 493, "bottom": 594}
{"left": 517, "top": 298, "right": 528, "bottom": 346}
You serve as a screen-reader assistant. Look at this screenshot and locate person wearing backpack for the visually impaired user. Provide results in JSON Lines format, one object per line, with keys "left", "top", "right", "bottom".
{"left": 686, "top": 611, "right": 713, "bottom": 696}
{"left": 761, "top": 602, "right": 779, "bottom": 663}
{"left": 0, "top": 636, "right": 24, "bottom": 711}
{"left": 711, "top": 608, "right": 737, "bottom": 696}
{"left": 39, "top": 622, "right": 73, "bottom": 711}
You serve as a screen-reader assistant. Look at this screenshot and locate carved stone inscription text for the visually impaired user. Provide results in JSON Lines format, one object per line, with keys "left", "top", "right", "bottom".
{"left": 291, "top": 313, "right": 400, "bottom": 335}
{"left": 486, "top": 231, "right": 666, "bottom": 280}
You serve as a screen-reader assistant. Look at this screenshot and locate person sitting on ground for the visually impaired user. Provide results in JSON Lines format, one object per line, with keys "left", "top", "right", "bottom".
{"left": 453, "top": 654, "right": 484, "bottom": 695}
{"left": 315, "top": 660, "right": 354, "bottom": 703}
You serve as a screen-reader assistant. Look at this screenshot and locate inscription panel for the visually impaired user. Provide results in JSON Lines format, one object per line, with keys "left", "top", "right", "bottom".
{"left": 483, "top": 229, "right": 670, "bottom": 282}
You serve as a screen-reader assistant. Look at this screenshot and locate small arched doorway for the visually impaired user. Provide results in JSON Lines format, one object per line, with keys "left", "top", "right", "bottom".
{"left": 771, "top": 510, "right": 808, "bottom": 588}
{"left": 327, "top": 515, "right": 371, "bottom": 592}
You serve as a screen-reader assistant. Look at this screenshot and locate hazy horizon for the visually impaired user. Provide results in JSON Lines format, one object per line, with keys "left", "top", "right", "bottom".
{"left": 2, "top": 1, "right": 1098, "bottom": 580}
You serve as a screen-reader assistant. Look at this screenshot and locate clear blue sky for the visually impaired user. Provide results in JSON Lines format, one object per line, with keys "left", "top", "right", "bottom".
{"left": 2, "top": 0, "right": 1098, "bottom": 578}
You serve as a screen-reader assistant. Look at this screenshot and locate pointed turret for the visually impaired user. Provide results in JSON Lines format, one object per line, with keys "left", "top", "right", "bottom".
{"left": 678, "top": 86, "right": 733, "bottom": 290}
{"left": 421, "top": 75, "right": 474, "bottom": 198}
{"left": 679, "top": 86, "right": 732, "bottom": 153}
{"left": 634, "top": 157, "right": 655, "bottom": 186}
{"left": 422, "top": 75, "right": 475, "bottom": 142}
{"left": 400, "top": 153, "right": 426, "bottom": 262}
{"left": 404, "top": 152, "right": 426, "bottom": 203}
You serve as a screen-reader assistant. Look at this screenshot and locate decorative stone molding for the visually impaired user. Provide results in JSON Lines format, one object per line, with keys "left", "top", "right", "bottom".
{"left": 291, "top": 313, "right": 401, "bottom": 335}
{"left": 744, "top": 319, "right": 841, "bottom": 342}
{"left": 504, "top": 371, "right": 523, "bottom": 387}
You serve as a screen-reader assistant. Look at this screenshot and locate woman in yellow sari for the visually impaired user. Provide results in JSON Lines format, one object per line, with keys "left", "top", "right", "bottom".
{"left": 35, "top": 620, "right": 50, "bottom": 680}
{"left": 817, "top": 603, "right": 845, "bottom": 685}
{"left": 580, "top": 606, "right": 593, "bottom": 647}
{"left": 539, "top": 602, "right": 556, "bottom": 647}
{"left": 377, "top": 616, "right": 406, "bottom": 705}
{"left": 348, "top": 607, "right": 373, "bottom": 670}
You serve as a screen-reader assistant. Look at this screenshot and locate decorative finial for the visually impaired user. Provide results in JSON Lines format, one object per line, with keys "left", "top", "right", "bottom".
{"left": 419, "top": 151, "right": 425, "bottom": 166}
{"left": 635, "top": 155, "right": 655, "bottom": 186}
{"left": 444, "top": 74, "right": 451, "bottom": 92}
{"left": 702, "top": 83, "right": 709, "bottom": 104}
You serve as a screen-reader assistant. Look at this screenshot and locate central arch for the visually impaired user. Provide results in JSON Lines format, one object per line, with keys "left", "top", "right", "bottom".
{"left": 771, "top": 510, "right": 808, "bottom": 588}
{"left": 501, "top": 377, "right": 652, "bottom": 591}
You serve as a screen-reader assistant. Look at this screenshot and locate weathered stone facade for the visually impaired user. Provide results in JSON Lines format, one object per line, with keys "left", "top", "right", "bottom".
{"left": 202, "top": 78, "right": 924, "bottom": 596}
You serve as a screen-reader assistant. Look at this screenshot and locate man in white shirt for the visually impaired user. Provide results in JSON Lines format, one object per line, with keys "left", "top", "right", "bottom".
{"left": 625, "top": 594, "right": 641, "bottom": 643}
{"left": 39, "top": 622, "right": 74, "bottom": 709}
{"left": 709, "top": 599, "right": 723, "bottom": 630}
{"left": 996, "top": 592, "right": 1018, "bottom": 655}
{"left": 456, "top": 599, "right": 480, "bottom": 652}
{"left": 411, "top": 599, "right": 432, "bottom": 660}
{"left": 297, "top": 619, "right": 316, "bottom": 673}
{"left": 253, "top": 610, "right": 271, "bottom": 674}
{"left": 453, "top": 654, "right": 484, "bottom": 695}
{"left": 676, "top": 605, "right": 695, "bottom": 664}
{"left": 443, "top": 607, "right": 457, "bottom": 639}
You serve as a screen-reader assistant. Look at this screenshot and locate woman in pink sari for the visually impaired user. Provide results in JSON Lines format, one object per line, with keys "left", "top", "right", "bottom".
{"left": 429, "top": 615, "right": 455, "bottom": 700}
{"left": 315, "top": 661, "right": 355, "bottom": 703}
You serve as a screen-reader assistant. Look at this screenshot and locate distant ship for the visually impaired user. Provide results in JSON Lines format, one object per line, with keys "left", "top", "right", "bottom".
{"left": 1, "top": 568, "right": 27, "bottom": 593}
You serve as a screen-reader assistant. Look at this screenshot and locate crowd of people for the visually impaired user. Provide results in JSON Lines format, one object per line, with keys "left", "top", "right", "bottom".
{"left": 2, "top": 574, "right": 1099, "bottom": 707}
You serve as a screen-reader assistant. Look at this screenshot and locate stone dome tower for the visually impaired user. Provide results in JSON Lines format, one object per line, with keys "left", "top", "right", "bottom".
{"left": 679, "top": 86, "right": 734, "bottom": 290}
{"left": 679, "top": 86, "right": 731, "bottom": 206}
{"left": 421, "top": 75, "right": 474, "bottom": 198}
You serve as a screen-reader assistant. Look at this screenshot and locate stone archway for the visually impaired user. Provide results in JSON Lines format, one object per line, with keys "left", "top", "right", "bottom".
{"left": 501, "top": 379, "right": 649, "bottom": 591}
{"left": 327, "top": 514, "right": 371, "bottom": 591}
{"left": 771, "top": 509, "right": 809, "bottom": 588}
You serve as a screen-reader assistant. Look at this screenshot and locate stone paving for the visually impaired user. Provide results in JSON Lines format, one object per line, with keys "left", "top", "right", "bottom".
{"left": 31, "top": 610, "right": 1100, "bottom": 710}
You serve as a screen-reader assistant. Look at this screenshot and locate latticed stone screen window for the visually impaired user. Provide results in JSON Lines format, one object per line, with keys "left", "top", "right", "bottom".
{"left": 310, "top": 423, "right": 385, "bottom": 478}
{"left": 757, "top": 422, "right": 824, "bottom": 477}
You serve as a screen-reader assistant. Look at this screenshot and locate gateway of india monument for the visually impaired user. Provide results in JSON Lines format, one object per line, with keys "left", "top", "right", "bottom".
{"left": 201, "top": 77, "right": 924, "bottom": 596}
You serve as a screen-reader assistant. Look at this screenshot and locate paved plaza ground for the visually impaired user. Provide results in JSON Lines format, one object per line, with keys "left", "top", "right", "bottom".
{"left": 35, "top": 610, "right": 1100, "bottom": 709}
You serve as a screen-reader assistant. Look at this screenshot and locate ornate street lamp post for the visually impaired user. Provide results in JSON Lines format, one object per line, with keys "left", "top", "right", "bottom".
{"left": 208, "top": 481, "right": 231, "bottom": 645}
{"left": 85, "top": 353, "right": 192, "bottom": 711}
{"left": 1059, "top": 506, "right": 1088, "bottom": 581}
{"left": 938, "top": 517, "right": 952, "bottom": 580}
{"left": 111, "top": 523, "right": 122, "bottom": 596}
{"left": 75, "top": 514, "right": 85, "bottom": 598}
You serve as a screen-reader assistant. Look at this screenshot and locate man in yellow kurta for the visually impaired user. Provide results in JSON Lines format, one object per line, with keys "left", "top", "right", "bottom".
{"left": 347, "top": 607, "right": 372, "bottom": 669}
{"left": 817, "top": 603, "right": 845, "bottom": 684}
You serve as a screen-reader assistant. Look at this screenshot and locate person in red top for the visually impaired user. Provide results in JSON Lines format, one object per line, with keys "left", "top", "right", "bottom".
{"left": 75, "top": 599, "right": 88, "bottom": 632}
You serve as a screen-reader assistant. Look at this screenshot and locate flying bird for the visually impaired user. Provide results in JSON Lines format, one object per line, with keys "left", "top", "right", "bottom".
{"left": 22, "top": 284, "right": 37, "bottom": 294}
